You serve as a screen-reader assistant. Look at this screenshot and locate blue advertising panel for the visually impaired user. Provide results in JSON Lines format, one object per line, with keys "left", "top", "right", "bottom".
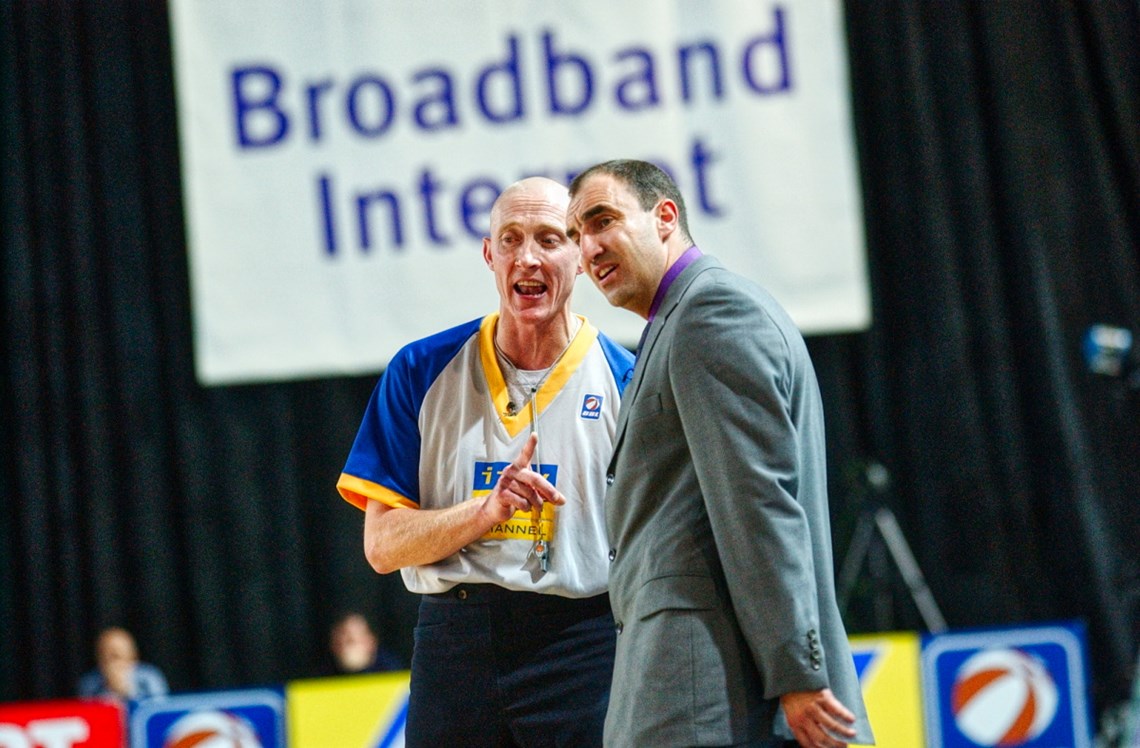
{"left": 129, "top": 688, "right": 285, "bottom": 748}
{"left": 921, "top": 622, "right": 1091, "bottom": 748}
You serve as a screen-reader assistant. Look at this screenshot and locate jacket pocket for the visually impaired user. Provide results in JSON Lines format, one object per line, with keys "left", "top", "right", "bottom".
{"left": 627, "top": 391, "right": 663, "bottom": 422}
{"left": 633, "top": 574, "right": 719, "bottom": 620}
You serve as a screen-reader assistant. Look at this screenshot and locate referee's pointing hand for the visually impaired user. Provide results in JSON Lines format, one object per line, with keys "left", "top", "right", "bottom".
{"left": 485, "top": 434, "right": 565, "bottom": 522}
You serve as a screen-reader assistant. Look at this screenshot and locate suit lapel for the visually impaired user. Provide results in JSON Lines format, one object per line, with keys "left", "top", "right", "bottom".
{"left": 610, "top": 256, "right": 719, "bottom": 455}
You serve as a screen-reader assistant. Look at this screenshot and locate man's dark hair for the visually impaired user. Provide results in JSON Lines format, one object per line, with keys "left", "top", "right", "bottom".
{"left": 569, "top": 159, "right": 692, "bottom": 243}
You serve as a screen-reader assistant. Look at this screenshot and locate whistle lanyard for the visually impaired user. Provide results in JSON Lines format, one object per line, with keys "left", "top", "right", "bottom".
{"left": 529, "top": 386, "right": 552, "bottom": 571}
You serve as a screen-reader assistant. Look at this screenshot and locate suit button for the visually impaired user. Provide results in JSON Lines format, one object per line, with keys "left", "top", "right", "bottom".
{"left": 457, "top": 588, "right": 468, "bottom": 600}
{"left": 615, "top": 621, "right": 623, "bottom": 634}
{"left": 608, "top": 548, "right": 617, "bottom": 562}
{"left": 606, "top": 473, "right": 615, "bottom": 486}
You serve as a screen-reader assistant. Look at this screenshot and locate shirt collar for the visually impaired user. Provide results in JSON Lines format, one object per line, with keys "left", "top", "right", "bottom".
{"left": 647, "top": 245, "right": 702, "bottom": 323}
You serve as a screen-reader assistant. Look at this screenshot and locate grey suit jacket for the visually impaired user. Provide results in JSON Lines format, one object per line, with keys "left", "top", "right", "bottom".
{"left": 603, "top": 255, "right": 873, "bottom": 746}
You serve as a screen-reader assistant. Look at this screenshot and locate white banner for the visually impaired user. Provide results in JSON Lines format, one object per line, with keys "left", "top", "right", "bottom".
{"left": 169, "top": 0, "right": 869, "bottom": 384}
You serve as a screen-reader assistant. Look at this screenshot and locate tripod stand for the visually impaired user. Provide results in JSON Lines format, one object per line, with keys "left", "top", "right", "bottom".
{"left": 1125, "top": 646, "right": 1140, "bottom": 747}
{"left": 836, "top": 462, "right": 947, "bottom": 633}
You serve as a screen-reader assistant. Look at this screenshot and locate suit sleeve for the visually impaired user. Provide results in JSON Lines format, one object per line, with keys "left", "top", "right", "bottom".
{"left": 669, "top": 279, "right": 829, "bottom": 697}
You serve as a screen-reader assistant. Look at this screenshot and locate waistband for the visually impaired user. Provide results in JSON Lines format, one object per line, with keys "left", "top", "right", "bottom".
{"left": 424, "top": 584, "right": 610, "bottom": 611}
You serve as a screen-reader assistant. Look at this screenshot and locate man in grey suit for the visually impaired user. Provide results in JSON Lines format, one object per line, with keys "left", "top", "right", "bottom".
{"left": 566, "top": 160, "right": 874, "bottom": 748}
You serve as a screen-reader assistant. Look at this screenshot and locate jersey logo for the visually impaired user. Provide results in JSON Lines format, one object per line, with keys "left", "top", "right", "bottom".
{"left": 580, "top": 394, "right": 603, "bottom": 420}
{"left": 472, "top": 460, "right": 559, "bottom": 542}
{"left": 472, "top": 461, "right": 559, "bottom": 495}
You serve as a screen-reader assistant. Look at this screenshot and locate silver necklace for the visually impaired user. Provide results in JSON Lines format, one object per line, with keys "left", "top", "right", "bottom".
{"left": 495, "top": 318, "right": 580, "bottom": 416}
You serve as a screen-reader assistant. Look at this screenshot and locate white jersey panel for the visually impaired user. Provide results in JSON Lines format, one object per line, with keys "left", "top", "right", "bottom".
{"left": 405, "top": 317, "right": 626, "bottom": 597}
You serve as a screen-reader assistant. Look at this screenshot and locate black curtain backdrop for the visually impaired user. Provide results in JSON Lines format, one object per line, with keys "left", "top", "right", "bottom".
{"left": 3, "top": 0, "right": 1139, "bottom": 730}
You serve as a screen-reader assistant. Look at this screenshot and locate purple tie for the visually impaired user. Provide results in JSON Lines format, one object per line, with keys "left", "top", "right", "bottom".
{"left": 637, "top": 246, "right": 702, "bottom": 357}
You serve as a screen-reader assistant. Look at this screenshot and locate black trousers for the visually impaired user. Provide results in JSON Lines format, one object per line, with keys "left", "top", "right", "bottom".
{"left": 405, "top": 585, "right": 616, "bottom": 748}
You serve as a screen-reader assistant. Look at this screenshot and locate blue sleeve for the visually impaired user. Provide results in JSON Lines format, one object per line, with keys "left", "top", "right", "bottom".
{"left": 341, "top": 318, "right": 482, "bottom": 506}
{"left": 597, "top": 332, "right": 636, "bottom": 394}
{"left": 342, "top": 354, "right": 424, "bottom": 504}
{"left": 76, "top": 670, "right": 102, "bottom": 697}
{"left": 136, "top": 663, "right": 169, "bottom": 697}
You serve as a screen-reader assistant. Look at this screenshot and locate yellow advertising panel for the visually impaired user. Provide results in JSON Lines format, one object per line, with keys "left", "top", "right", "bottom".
{"left": 284, "top": 639, "right": 920, "bottom": 746}
{"left": 286, "top": 670, "right": 410, "bottom": 748}
{"left": 850, "top": 631, "right": 925, "bottom": 748}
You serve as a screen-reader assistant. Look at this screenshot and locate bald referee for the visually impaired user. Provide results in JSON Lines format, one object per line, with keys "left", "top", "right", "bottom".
{"left": 337, "top": 176, "right": 634, "bottom": 747}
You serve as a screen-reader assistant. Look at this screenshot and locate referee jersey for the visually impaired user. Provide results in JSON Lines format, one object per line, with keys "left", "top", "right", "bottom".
{"left": 338, "top": 313, "right": 634, "bottom": 598}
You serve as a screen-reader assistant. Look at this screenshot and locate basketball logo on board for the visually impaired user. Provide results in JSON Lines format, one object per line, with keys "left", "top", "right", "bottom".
{"left": 950, "top": 648, "right": 1059, "bottom": 745}
{"left": 162, "top": 710, "right": 263, "bottom": 748}
{"left": 130, "top": 688, "right": 285, "bottom": 748}
{"left": 922, "top": 622, "right": 1091, "bottom": 748}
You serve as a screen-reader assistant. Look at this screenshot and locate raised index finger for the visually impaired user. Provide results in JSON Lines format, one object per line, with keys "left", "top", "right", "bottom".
{"left": 513, "top": 433, "right": 538, "bottom": 470}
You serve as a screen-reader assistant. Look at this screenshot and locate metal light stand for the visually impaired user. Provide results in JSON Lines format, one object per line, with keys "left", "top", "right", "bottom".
{"left": 837, "top": 462, "right": 947, "bottom": 633}
{"left": 1125, "top": 646, "right": 1140, "bottom": 747}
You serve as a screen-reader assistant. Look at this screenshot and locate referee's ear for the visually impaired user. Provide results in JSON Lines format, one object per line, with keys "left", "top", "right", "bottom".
{"left": 482, "top": 236, "right": 494, "bottom": 269}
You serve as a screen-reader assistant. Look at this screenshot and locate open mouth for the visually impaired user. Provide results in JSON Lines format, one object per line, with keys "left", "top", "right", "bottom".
{"left": 515, "top": 280, "right": 547, "bottom": 296}
{"left": 595, "top": 265, "right": 616, "bottom": 283}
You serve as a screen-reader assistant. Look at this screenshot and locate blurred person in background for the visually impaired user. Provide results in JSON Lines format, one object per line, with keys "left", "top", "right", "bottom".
{"left": 77, "top": 626, "right": 168, "bottom": 702}
{"left": 328, "top": 610, "right": 404, "bottom": 674}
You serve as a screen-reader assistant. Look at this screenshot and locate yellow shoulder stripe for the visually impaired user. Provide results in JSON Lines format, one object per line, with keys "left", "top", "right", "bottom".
{"left": 479, "top": 314, "right": 598, "bottom": 438}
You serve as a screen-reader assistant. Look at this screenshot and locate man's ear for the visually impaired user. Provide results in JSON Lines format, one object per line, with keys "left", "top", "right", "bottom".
{"left": 482, "top": 237, "right": 493, "bottom": 269}
{"left": 656, "top": 199, "right": 679, "bottom": 240}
